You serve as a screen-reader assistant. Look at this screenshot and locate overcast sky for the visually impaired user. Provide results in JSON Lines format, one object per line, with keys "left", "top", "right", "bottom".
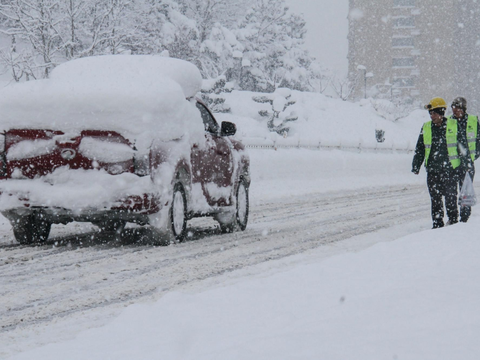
{"left": 285, "top": 0, "right": 349, "bottom": 75}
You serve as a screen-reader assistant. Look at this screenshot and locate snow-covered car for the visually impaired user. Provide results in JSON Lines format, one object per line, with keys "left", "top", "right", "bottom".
{"left": 0, "top": 55, "right": 250, "bottom": 245}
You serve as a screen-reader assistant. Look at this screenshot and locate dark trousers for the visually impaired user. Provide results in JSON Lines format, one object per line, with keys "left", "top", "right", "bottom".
{"left": 427, "top": 171, "right": 458, "bottom": 228}
{"left": 458, "top": 168, "right": 475, "bottom": 222}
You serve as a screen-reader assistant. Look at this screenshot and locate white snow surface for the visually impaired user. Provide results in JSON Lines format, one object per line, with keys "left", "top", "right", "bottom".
{"left": 51, "top": 55, "right": 203, "bottom": 99}
{"left": 2, "top": 81, "right": 480, "bottom": 359}
{"left": 221, "top": 90, "right": 426, "bottom": 149}
{"left": 4, "top": 146, "right": 480, "bottom": 359}
{"left": 8, "top": 219, "right": 480, "bottom": 360}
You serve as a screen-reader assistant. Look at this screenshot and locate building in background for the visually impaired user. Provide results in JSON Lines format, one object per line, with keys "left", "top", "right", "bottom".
{"left": 348, "top": 0, "right": 480, "bottom": 112}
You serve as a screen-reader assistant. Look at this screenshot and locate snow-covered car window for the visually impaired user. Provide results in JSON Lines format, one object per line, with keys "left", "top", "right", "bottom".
{"left": 196, "top": 102, "right": 219, "bottom": 134}
{"left": 79, "top": 137, "right": 135, "bottom": 163}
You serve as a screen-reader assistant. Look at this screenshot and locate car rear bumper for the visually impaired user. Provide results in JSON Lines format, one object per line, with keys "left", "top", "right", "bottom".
{"left": 0, "top": 193, "right": 162, "bottom": 225}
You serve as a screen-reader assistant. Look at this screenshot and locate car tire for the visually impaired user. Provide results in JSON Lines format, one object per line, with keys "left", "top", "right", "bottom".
{"left": 12, "top": 214, "right": 51, "bottom": 245}
{"left": 218, "top": 177, "right": 249, "bottom": 233}
{"left": 170, "top": 182, "right": 188, "bottom": 242}
{"left": 235, "top": 178, "right": 249, "bottom": 231}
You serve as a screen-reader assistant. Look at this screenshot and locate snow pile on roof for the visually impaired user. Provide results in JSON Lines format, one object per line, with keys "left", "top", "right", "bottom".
{"left": 0, "top": 55, "right": 204, "bottom": 143}
{"left": 50, "top": 55, "right": 202, "bottom": 99}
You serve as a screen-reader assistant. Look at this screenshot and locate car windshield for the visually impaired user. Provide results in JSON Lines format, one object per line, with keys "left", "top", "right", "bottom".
{"left": 196, "top": 102, "right": 219, "bottom": 134}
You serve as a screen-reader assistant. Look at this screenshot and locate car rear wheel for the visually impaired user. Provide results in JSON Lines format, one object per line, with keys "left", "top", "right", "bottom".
{"left": 235, "top": 178, "right": 249, "bottom": 231}
{"left": 170, "top": 183, "right": 187, "bottom": 241}
{"left": 218, "top": 178, "right": 249, "bottom": 233}
{"left": 12, "top": 214, "right": 51, "bottom": 245}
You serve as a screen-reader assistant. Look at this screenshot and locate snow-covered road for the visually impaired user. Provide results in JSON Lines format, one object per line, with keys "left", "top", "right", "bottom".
{"left": 1, "top": 184, "right": 428, "bottom": 347}
{"left": 0, "top": 149, "right": 431, "bottom": 357}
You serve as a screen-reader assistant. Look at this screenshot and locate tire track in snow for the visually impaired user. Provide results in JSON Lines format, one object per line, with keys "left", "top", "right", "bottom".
{"left": 0, "top": 184, "right": 429, "bottom": 340}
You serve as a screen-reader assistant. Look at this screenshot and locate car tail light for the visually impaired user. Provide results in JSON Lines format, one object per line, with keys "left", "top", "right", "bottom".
{"left": 134, "top": 153, "right": 150, "bottom": 176}
{"left": 0, "top": 133, "right": 6, "bottom": 177}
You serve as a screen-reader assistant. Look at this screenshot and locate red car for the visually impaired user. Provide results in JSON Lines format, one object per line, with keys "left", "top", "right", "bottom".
{"left": 0, "top": 56, "right": 250, "bottom": 245}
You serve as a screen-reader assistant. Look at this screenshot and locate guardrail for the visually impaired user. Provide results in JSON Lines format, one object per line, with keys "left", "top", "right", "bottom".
{"left": 243, "top": 138, "right": 414, "bottom": 153}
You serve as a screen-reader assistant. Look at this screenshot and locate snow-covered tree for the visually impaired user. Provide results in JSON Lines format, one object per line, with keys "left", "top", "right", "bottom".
{"left": 235, "top": 0, "right": 316, "bottom": 92}
{"left": 76, "top": 0, "right": 139, "bottom": 57}
{"left": 0, "top": 0, "right": 327, "bottom": 94}
{"left": 176, "top": 0, "right": 250, "bottom": 42}
{"left": 331, "top": 73, "right": 357, "bottom": 101}
{"left": 0, "top": 0, "right": 64, "bottom": 78}
{"left": 132, "top": 0, "right": 198, "bottom": 61}
{"left": 198, "top": 23, "right": 243, "bottom": 78}
{"left": 0, "top": 35, "right": 36, "bottom": 81}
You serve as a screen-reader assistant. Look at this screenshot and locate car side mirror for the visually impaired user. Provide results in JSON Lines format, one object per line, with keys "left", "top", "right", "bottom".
{"left": 221, "top": 121, "right": 236, "bottom": 136}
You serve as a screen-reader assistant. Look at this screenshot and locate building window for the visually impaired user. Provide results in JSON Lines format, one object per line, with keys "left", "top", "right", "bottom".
{"left": 393, "top": 77, "right": 415, "bottom": 88}
{"left": 392, "top": 37, "right": 414, "bottom": 48}
{"left": 393, "top": 0, "right": 416, "bottom": 7}
{"left": 393, "top": 57, "right": 415, "bottom": 67}
{"left": 393, "top": 16, "right": 415, "bottom": 28}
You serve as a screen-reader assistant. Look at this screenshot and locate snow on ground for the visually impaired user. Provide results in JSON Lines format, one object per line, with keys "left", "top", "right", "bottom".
{"left": 8, "top": 219, "right": 480, "bottom": 360}
{"left": 220, "top": 90, "right": 427, "bottom": 149}
{"left": 3, "top": 86, "right": 479, "bottom": 359}
{"left": 5, "top": 146, "right": 480, "bottom": 360}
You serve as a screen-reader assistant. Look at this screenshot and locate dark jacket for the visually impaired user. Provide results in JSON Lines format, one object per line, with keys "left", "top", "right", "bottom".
{"left": 412, "top": 117, "right": 473, "bottom": 174}
{"left": 450, "top": 113, "right": 480, "bottom": 162}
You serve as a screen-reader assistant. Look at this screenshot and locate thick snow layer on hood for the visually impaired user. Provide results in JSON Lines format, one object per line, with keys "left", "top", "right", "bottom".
{"left": 0, "top": 56, "right": 204, "bottom": 145}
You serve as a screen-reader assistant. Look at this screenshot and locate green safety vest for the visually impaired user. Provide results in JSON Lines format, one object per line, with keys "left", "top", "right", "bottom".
{"left": 466, "top": 115, "right": 477, "bottom": 161}
{"left": 423, "top": 119, "right": 461, "bottom": 169}
{"left": 449, "top": 115, "right": 478, "bottom": 160}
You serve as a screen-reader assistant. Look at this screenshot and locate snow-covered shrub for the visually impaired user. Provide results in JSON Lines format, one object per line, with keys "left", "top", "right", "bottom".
{"left": 370, "top": 98, "right": 421, "bottom": 122}
{"left": 253, "top": 88, "right": 298, "bottom": 135}
{"left": 200, "top": 76, "right": 233, "bottom": 113}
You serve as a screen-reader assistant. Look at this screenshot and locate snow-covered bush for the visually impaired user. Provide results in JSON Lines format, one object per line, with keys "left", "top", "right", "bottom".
{"left": 369, "top": 98, "right": 422, "bottom": 122}
{"left": 253, "top": 88, "right": 298, "bottom": 135}
{"left": 200, "top": 76, "right": 233, "bottom": 113}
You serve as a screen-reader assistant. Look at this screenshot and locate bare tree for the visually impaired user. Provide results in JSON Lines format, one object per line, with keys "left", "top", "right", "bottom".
{"left": 331, "top": 73, "right": 358, "bottom": 101}
{"left": 0, "top": 0, "right": 64, "bottom": 78}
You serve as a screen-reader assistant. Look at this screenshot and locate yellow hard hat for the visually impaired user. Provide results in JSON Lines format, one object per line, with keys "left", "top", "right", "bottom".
{"left": 424, "top": 97, "right": 447, "bottom": 110}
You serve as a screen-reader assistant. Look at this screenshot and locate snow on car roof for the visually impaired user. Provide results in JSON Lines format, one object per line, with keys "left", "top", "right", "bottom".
{"left": 50, "top": 55, "right": 203, "bottom": 99}
{"left": 0, "top": 55, "right": 204, "bottom": 144}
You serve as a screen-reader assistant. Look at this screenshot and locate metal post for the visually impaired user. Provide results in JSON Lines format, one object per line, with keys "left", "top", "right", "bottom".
{"left": 364, "top": 70, "right": 367, "bottom": 99}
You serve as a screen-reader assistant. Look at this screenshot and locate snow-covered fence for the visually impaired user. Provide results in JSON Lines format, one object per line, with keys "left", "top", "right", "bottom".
{"left": 243, "top": 137, "right": 414, "bottom": 153}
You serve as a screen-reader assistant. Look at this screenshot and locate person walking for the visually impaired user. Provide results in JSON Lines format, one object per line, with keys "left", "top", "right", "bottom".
{"left": 449, "top": 97, "right": 479, "bottom": 222}
{"left": 412, "top": 97, "right": 473, "bottom": 229}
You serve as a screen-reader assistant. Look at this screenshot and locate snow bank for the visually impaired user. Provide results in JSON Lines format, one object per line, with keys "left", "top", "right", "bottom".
{"left": 7, "top": 219, "right": 480, "bottom": 360}
{"left": 0, "top": 56, "right": 205, "bottom": 145}
{"left": 221, "top": 90, "right": 427, "bottom": 150}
